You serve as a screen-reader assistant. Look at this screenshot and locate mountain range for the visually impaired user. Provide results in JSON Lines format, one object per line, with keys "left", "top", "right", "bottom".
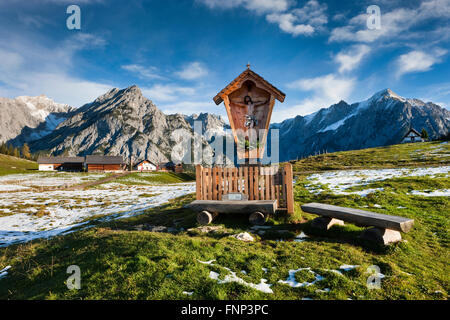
{"left": 0, "top": 86, "right": 448, "bottom": 163}
{"left": 273, "top": 89, "right": 450, "bottom": 161}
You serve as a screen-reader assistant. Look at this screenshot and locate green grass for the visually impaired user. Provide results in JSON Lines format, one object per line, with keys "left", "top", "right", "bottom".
{"left": 0, "top": 142, "right": 448, "bottom": 300}
{"left": 0, "top": 154, "right": 38, "bottom": 176}
{"left": 293, "top": 141, "right": 449, "bottom": 172}
{"left": 112, "top": 172, "right": 195, "bottom": 185}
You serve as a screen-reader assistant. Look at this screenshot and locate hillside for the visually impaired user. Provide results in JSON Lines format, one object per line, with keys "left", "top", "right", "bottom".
{"left": 0, "top": 154, "right": 37, "bottom": 176}
{"left": 293, "top": 141, "right": 450, "bottom": 172}
{"left": 0, "top": 142, "right": 448, "bottom": 300}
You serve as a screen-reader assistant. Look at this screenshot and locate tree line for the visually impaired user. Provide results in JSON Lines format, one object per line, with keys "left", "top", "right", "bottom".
{"left": 0, "top": 142, "right": 38, "bottom": 161}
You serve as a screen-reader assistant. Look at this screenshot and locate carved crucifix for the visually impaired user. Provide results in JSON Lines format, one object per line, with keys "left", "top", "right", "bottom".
{"left": 213, "top": 66, "right": 285, "bottom": 159}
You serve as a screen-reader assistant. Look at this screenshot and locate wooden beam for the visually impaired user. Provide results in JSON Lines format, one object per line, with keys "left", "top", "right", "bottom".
{"left": 195, "top": 165, "right": 202, "bottom": 200}
{"left": 301, "top": 203, "right": 414, "bottom": 233}
{"left": 186, "top": 200, "right": 278, "bottom": 215}
{"left": 284, "top": 163, "right": 294, "bottom": 214}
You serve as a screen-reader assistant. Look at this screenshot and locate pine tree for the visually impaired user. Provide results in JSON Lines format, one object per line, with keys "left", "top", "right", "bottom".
{"left": 421, "top": 128, "right": 429, "bottom": 140}
{"left": 21, "top": 143, "right": 31, "bottom": 159}
{"left": 7, "top": 144, "right": 14, "bottom": 156}
{"left": 0, "top": 142, "right": 6, "bottom": 155}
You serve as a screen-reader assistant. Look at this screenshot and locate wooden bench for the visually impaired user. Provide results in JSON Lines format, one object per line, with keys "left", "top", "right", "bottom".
{"left": 186, "top": 200, "right": 278, "bottom": 226}
{"left": 301, "top": 203, "right": 414, "bottom": 245}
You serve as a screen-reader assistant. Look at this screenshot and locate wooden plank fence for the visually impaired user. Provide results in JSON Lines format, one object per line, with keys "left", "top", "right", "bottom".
{"left": 195, "top": 163, "right": 294, "bottom": 213}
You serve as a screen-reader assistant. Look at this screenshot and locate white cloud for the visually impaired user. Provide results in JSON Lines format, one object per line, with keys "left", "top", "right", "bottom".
{"left": 266, "top": 13, "right": 314, "bottom": 36}
{"left": 159, "top": 101, "right": 218, "bottom": 116}
{"left": 335, "top": 45, "right": 371, "bottom": 73}
{"left": 396, "top": 49, "right": 447, "bottom": 77}
{"left": 197, "top": 0, "right": 291, "bottom": 13}
{"left": 266, "top": 0, "right": 328, "bottom": 36}
{"left": 142, "top": 84, "right": 197, "bottom": 102}
{"left": 199, "top": 0, "right": 327, "bottom": 37}
{"left": 329, "top": 0, "right": 450, "bottom": 43}
{"left": 273, "top": 74, "right": 356, "bottom": 121}
{"left": 175, "top": 62, "right": 208, "bottom": 80}
{"left": 0, "top": 33, "right": 113, "bottom": 107}
{"left": 121, "top": 64, "right": 164, "bottom": 80}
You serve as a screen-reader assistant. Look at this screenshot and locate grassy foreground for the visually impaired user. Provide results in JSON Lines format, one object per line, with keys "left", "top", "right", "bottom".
{"left": 0, "top": 142, "right": 448, "bottom": 300}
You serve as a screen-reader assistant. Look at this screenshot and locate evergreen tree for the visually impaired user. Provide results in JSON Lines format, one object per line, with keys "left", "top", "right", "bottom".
{"left": 7, "top": 144, "right": 14, "bottom": 156}
{"left": 0, "top": 142, "right": 6, "bottom": 155}
{"left": 421, "top": 128, "right": 429, "bottom": 140}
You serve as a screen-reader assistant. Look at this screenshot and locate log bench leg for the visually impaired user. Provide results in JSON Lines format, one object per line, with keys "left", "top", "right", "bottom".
{"left": 197, "top": 211, "right": 218, "bottom": 225}
{"left": 311, "top": 216, "right": 344, "bottom": 230}
{"left": 360, "top": 227, "right": 402, "bottom": 245}
{"left": 249, "top": 211, "right": 266, "bottom": 226}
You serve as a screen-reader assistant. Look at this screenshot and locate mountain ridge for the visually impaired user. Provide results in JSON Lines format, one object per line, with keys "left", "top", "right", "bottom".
{"left": 0, "top": 86, "right": 448, "bottom": 163}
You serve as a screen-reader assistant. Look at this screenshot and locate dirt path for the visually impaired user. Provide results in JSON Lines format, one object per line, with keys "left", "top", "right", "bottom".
{"left": 66, "top": 171, "right": 132, "bottom": 190}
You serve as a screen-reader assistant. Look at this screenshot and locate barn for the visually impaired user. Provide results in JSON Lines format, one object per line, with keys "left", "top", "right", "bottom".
{"left": 85, "top": 155, "right": 125, "bottom": 172}
{"left": 134, "top": 160, "right": 157, "bottom": 171}
{"left": 159, "top": 161, "right": 183, "bottom": 173}
{"left": 401, "top": 128, "right": 424, "bottom": 143}
{"left": 37, "top": 157, "right": 85, "bottom": 171}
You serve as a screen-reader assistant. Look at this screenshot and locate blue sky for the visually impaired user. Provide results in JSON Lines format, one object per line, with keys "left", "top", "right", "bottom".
{"left": 0, "top": 0, "right": 449, "bottom": 122}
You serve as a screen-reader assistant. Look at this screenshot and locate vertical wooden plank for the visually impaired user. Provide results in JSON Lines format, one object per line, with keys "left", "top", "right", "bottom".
{"left": 223, "top": 167, "right": 227, "bottom": 195}
{"left": 275, "top": 169, "right": 280, "bottom": 207}
{"left": 284, "top": 163, "right": 294, "bottom": 214}
{"left": 265, "top": 167, "right": 270, "bottom": 200}
{"left": 248, "top": 166, "right": 254, "bottom": 200}
{"left": 233, "top": 168, "right": 238, "bottom": 192}
{"left": 254, "top": 166, "right": 259, "bottom": 200}
{"left": 196, "top": 165, "right": 202, "bottom": 200}
{"left": 213, "top": 167, "right": 219, "bottom": 200}
{"left": 227, "top": 168, "right": 233, "bottom": 193}
{"left": 202, "top": 168, "right": 208, "bottom": 200}
{"left": 208, "top": 168, "right": 213, "bottom": 200}
{"left": 270, "top": 167, "right": 275, "bottom": 200}
{"left": 217, "top": 167, "right": 223, "bottom": 200}
{"left": 244, "top": 166, "right": 249, "bottom": 198}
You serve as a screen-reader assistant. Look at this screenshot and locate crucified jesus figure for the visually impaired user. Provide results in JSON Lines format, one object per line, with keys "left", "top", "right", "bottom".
{"left": 231, "top": 95, "right": 269, "bottom": 128}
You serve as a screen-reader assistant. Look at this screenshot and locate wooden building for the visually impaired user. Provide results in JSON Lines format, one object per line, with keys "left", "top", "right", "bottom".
{"left": 134, "top": 160, "right": 157, "bottom": 171}
{"left": 85, "top": 155, "right": 125, "bottom": 172}
{"left": 37, "top": 156, "right": 84, "bottom": 171}
{"left": 401, "top": 128, "right": 424, "bottom": 143}
{"left": 159, "top": 161, "right": 183, "bottom": 173}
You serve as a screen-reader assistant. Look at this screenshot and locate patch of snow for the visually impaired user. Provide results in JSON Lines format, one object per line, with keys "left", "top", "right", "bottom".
{"left": 0, "top": 179, "right": 195, "bottom": 247}
{"left": 278, "top": 268, "right": 324, "bottom": 288}
{"left": 306, "top": 166, "right": 450, "bottom": 196}
{"left": 0, "top": 265, "right": 11, "bottom": 279}
{"left": 209, "top": 270, "right": 273, "bottom": 294}
{"left": 294, "top": 232, "right": 309, "bottom": 242}
{"left": 339, "top": 265, "right": 360, "bottom": 271}
{"left": 318, "top": 114, "right": 355, "bottom": 133}
{"left": 410, "top": 189, "right": 450, "bottom": 197}
{"left": 230, "top": 232, "right": 254, "bottom": 242}
{"left": 197, "top": 259, "right": 216, "bottom": 265}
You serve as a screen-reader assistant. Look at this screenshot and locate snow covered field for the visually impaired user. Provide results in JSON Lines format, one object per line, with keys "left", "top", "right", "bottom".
{"left": 0, "top": 172, "right": 107, "bottom": 190}
{"left": 0, "top": 173, "right": 195, "bottom": 247}
{"left": 305, "top": 166, "right": 450, "bottom": 196}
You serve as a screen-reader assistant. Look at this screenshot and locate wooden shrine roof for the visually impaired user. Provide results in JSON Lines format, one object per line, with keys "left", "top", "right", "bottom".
{"left": 213, "top": 68, "right": 286, "bottom": 105}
